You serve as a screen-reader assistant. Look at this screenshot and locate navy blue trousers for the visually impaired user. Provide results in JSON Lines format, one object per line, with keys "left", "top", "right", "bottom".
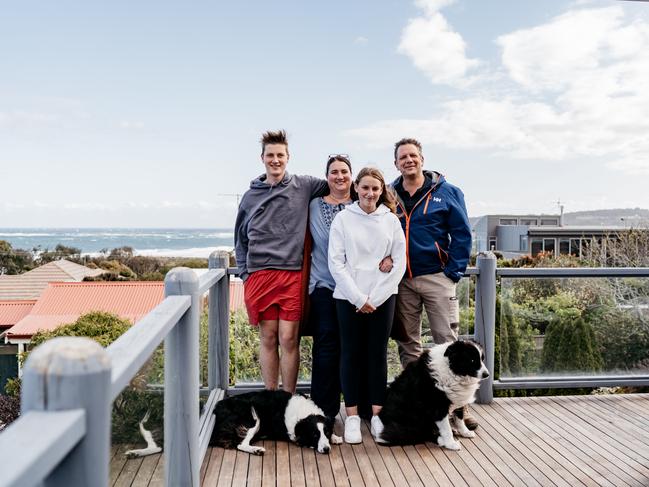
{"left": 309, "top": 287, "right": 342, "bottom": 418}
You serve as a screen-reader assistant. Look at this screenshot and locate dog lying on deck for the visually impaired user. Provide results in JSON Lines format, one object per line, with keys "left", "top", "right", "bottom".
{"left": 209, "top": 390, "right": 342, "bottom": 455}
{"left": 378, "top": 340, "right": 489, "bottom": 450}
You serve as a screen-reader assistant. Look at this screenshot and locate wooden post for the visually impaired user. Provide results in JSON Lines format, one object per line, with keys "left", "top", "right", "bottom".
{"left": 208, "top": 250, "right": 230, "bottom": 391}
{"left": 21, "top": 337, "right": 111, "bottom": 486}
{"left": 164, "top": 268, "right": 200, "bottom": 487}
{"left": 474, "top": 252, "right": 496, "bottom": 404}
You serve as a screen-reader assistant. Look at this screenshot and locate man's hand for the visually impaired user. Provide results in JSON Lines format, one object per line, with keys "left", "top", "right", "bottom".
{"left": 379, "top": 255, "right": 393, "bottom": 273}
{"left": 357, "top": 300, "right": 376, "bottom": 314}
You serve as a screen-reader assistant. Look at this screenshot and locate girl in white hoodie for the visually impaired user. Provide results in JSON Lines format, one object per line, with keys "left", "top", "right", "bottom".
{"left": 328, "top": 167, "right": 407, "bottom": 444}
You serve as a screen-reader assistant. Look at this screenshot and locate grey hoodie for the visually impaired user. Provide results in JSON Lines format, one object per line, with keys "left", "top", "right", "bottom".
{"left": 234, "top": 172, "right": 328, "bottom": 281}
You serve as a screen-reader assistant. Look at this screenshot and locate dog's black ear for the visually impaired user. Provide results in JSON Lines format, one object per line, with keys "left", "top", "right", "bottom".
{"left": 444, "top": 341, "right": 459, "bottom": 358}
{"left": 294, "top": 419, "right": 306, "bottom": 445}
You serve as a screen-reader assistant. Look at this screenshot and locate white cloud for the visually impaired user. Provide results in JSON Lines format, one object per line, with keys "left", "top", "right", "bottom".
{"left": 414, "top": 0, "right": 456, "bottom": 16}
{"left": 497, "top": 7, "right": 631, "bottom": 92}
{"left": 354, "top": 36, "right": 368, "bottom": 44}
{"left": 351, "top": 4, "right": 649, "bottom": 175}
{"left": 119, "top": 120, "right": 145, "bottom": 129}
{"left": 0, "top": 111, "right": 58, "bottom": 127}
{"left": 398, "top": 0, "right": 479, "bottom": 86}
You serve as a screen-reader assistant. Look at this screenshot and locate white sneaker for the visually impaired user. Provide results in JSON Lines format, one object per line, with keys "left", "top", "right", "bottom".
{"left": 344, "top": 415, "right": 362, "bottom": 444}
{"left": 370, "top": 415, "right": 386, "bottom": 442}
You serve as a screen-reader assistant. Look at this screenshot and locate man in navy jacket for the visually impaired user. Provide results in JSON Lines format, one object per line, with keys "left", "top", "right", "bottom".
{"left": 390, "top": 138, "right": 476, "bottom": 429}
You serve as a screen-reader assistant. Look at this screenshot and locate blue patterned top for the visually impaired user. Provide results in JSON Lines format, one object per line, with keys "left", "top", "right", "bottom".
{"left": 308, "top": 197, "right": 350, "bottom": 294}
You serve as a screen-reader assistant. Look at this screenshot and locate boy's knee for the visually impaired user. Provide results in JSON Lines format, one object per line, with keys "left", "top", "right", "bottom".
{"left": 278, "top": 332, "right": 298, "bottom": 351}
{"left": 260, "top": 331, "right": 278, "bottom": 349}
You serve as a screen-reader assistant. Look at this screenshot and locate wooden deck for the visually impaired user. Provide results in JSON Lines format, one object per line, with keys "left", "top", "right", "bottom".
{"left": 109, "top": 393, "right": 649, "bottom": 486}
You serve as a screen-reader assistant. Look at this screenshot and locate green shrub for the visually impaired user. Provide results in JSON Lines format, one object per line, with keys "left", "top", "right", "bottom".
{"left": 541, "top": 315, "right": 603, "bottom": 374}
{"left": 7, "top": 311, "right": 164, "bottom": 444}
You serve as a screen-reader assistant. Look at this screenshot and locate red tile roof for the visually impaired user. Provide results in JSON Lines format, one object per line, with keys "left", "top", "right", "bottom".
{"left": 5, "top": 282, "right": 164, "bottom": 340}
{"left": 0, "top": 260, "right": 106, "bottom": 300}
{"left": 0, "top": 301, "right": 37, "bottom": 328}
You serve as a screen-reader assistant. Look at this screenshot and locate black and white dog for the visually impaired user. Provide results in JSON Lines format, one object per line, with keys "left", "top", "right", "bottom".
{"left": 209, "top": 390, "right": 342, "bottom": 455}
{"left": 378, "top": 340, "right": 489, "bottom": 450}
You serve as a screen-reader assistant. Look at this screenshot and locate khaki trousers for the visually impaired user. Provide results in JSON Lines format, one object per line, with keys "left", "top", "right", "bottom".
{"left": 395, "top": 272, "right": 459, "bottom": 368}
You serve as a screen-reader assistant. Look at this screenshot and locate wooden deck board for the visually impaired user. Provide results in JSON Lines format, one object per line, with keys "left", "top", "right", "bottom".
{"left": 288, "top": 442, "right": 306, "bottom": 487}
{"left": 261, "top": 440, "right": 276, "bottom": 487}
{"left": 516, "top": 396, "right": 648, "bottom": 487}
{"left": 111, "top": 393, "right": 649, "bottom": 486}
{"left": 114, "top": 456, "right": 144, "bottom": 487}
{"left": 109, "top": 444, "right": 131, "bottom": 486}
{"left": 201, "top": 447, "right": 225, "bottom": 487}
{"left": 490, "top": 398, "right": 603, "bottom": 486}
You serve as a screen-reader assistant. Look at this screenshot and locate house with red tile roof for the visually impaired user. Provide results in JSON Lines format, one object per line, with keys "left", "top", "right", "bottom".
{"left": 0, "top": 259, "right": 107, "bottom": 301}
{"left": 4, "top": 281, "right": 165, "bottom": 343}
{"left": 0, "top": 301, "right": 37, "bottom": 332}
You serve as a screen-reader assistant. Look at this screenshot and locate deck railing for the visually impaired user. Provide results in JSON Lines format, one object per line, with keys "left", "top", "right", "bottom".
{"left": 0, "top": 251, "right": 231, "bottom": 487}
{"left": 1, "top": 251, "right": 648, "bottom": 486}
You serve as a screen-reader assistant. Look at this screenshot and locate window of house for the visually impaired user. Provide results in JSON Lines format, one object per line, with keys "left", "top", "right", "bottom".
{"left": 488, "top": 237, "right": 497, "bottom": 250}
{"left": 543, "top": 238, "right": 556, "bottom": 255}
{"left": 499, "top": 218, "right": 517, "bottom": 225}
{"left": 520, "top": 219, "right": 537, "bottom": 226}
{"left": 530, "top": 238, "right": 543, "bottom": 256}
{"left": 570, "top": 238, "right": 581, "bottom": 257}
{"left": 520, "top": 235, "right": 528, "bottom": 251}
{"left": 559, "top": 238, "right": 570, "bottom": 255}
{"left": 540, "top": 219, "right": 558, "bottom": 226}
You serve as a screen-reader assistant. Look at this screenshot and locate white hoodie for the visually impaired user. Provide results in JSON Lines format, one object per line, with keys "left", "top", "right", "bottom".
{"left": 328, "top": 202, "right": 406, "bottom": 309}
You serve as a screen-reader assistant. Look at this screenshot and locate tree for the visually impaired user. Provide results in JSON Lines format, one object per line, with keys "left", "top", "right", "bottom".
{"left": 35, "top": 244, "right": 82, "bottom": 265}
{"left": 541, "top": 313, "right": 603, "bottom": 374}
{"left": 0, "top": 240, "right": 34, "bottom": 275}
{"left": 108, "top": 246, "right": 135, "bottom": 261}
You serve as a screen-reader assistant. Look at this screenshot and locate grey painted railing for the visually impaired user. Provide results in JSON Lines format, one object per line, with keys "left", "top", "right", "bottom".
{"left": 1, "top": 249, "right": 648, "bottom": 486}
{"left": 472, "top": 252, "right": 649, "bottom": 401}
{"left": 0, "top": 250, "right": 231, "bottom": 487}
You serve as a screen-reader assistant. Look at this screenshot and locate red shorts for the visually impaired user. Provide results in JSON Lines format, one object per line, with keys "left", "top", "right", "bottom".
{"left": 243, "top": 269, "right": 302, "bottom": 325}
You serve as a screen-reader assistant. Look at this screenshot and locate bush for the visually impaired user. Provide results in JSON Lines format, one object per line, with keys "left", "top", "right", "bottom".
{"left": 0, "top": 394, "right": 20, "bottom": 430}
{"left": 541, "top": 315, "right": 603, "bottom": 374}
{"left": 228, "top": 309, "right": 314, "bottom": 383}
{"left": 6, "top": 312, "right": 165, "bottom": 444}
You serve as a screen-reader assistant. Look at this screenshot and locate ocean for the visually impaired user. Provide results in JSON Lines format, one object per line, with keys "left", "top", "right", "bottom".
{"left": 0, "top": 228, "right": 234, "bottom": 258}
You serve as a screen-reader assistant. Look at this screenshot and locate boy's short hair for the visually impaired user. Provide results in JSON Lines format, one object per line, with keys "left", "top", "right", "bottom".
{"left": 261, "top": 130, "right": 289, "bottom": 156}
{"left": 394, "top": 138, "right": 423, "bottom": 160}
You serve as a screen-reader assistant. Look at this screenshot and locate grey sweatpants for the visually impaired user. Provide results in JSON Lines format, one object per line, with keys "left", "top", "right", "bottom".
{"left": 395, "top": 272, "right": 460, "bottom": 368}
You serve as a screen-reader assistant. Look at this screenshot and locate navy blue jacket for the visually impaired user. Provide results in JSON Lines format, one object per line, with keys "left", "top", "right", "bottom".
{"left": 390, "top": 171, "right": 472, "bottom": 282}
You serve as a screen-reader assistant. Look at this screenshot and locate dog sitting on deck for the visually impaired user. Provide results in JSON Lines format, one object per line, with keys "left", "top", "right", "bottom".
{"left": 209, "top": 390, "right": 342, "bottom": 455}
{"left": 378, "top": 340, "right": 489, "bottom": 450}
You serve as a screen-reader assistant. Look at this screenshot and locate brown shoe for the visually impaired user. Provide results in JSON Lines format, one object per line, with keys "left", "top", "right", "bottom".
{"left": 463, "top": 405, "right": 479, "bottom": 431}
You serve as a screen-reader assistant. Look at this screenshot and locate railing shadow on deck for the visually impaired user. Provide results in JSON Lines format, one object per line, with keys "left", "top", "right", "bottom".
{"left": 1, "top": 251, "right": 648, "bottom": 487}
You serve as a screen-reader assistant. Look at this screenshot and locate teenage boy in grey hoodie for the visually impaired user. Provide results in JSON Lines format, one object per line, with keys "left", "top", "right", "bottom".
{"left": 234, "top": 130, "right": 328, "bottom": 393}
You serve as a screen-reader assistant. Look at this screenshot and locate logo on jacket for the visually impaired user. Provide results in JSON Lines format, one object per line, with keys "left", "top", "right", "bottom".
{"left": 432, "top": 197, "right": 442, "bottom": 203}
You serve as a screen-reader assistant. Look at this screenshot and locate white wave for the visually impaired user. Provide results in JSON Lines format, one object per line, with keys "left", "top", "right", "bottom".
{"left": 0, "top": 233, "right": 55, "bottom": 237}
{"left": 134, "top": 246, "right": 234, "bottom": 258}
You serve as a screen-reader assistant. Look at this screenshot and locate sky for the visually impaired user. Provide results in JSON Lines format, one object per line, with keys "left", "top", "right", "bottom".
{"left": 1, "top": 0, "right": 648, "bottom": 228}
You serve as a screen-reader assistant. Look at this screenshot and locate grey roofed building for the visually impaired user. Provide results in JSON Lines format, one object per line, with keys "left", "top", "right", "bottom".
{"left": 472, "top": 214, "right": 627, "bottom": 259}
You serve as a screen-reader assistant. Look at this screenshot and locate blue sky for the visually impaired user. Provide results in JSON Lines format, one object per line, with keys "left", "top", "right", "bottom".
{"left": 2, "top": 0, "right": 648, "bottom": 227}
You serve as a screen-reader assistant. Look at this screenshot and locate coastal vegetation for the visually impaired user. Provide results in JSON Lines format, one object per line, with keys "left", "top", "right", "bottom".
{"left": 0, "top": 240, "right": 209, "bottom": 279}
{"left": 2, "top": 231, "right": 648, "bottom": 437}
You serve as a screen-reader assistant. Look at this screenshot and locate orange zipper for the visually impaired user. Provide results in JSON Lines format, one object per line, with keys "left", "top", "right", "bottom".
{"left": 423, "top": 194, "right": 431, "bottom": 214}
{"left": 397, "top": 176, "right": 443, "bottom": 278}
